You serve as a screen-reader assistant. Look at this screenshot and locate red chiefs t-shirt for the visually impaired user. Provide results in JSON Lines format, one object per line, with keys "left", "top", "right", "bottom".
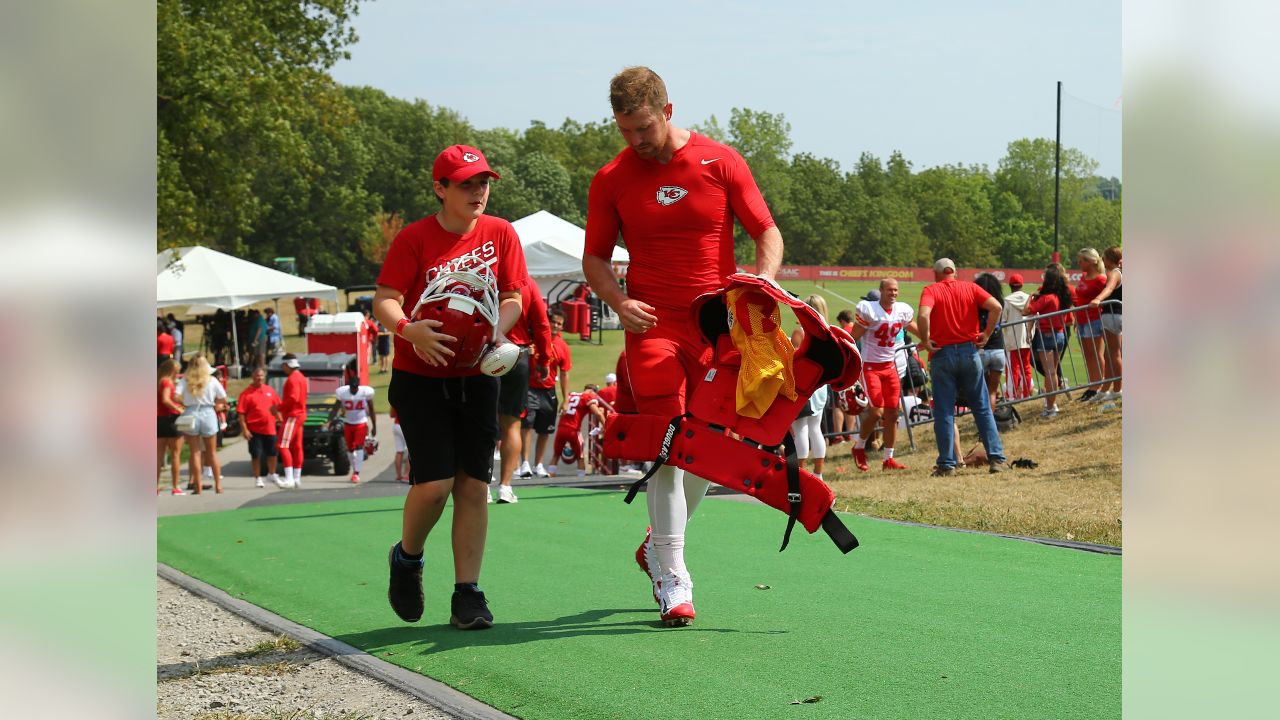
{"left": 236, "top": 383, "right": 282, "bottom": 435}
{"left": 1072, "top": 275, "right": 1106, "bottom": 323}
{"left": 157, "top": 332, "right": 175, "bottom": 357}
{"left": 158, "top": 378, "right": 180, "bottom": 416}
{"left": 919, "top": 278, "right": 993, "bottom": 347}
{"left": 596, "top": 385, "right": 618, "bottom": 411}
{"left": 505, "top": 277, "right": 553, "bottom": 361}
{"left": 377, "top": 214, "right": 528, "bottom": 378}
{"left": 557, "top": 390, "right": 600, "bottom": 433}
{"left": 529, "top": 333, "right": 571, "bottom": 390}
{"left": 584, "top": 133, "right": 775, "bottom": 311}
{"left": 279, "top": 371, "right": 309, "bottom": 418}
{"left": 1028, "top": 293, "right": 1069, "bottom": 332}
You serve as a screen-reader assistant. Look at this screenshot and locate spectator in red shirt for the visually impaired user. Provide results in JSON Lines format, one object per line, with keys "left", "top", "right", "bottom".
{"left": 157, "top": 359, "right": 184, "bottom": 494}
{"left": 1028, "top": 264, "right": 1076, "bottom": 417}
{"left": 519, "top": 308, "right": 571, "bottom": 478}
{"left": 294, "top": 296, "right": 320, "bottom": 336}
{"left": 916, "top": 258, "right": 1007, "bottom": 475}
{"left": 1072, "top": 247, "right": 1108, "bottom": 402}
{"left": 238, "top": 366, "right": 283, "bottom": 489}
{"left": 157, "top": 318, "right": 175, "bottom": 365}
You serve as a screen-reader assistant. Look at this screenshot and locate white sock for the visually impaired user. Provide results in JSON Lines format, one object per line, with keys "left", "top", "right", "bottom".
{"left": 854, "top": 437, "right": 867, "bottom": 450}
{"left": 883, "top": 447, "right": 895, "bottom": 460}
{"left": 649, "top": 465, "right": 690, "bottom": 577}
{"left": 355, "top": 449, "right": 365, "bottom": 472}
{"left": 651, "top": 532, "right": 687, "bottom": 579}
{"left": 548, "top": 464, "right": 558, "bottom": 476}
{"left": 576, "top": 468, "right": 586, "bottom": 477}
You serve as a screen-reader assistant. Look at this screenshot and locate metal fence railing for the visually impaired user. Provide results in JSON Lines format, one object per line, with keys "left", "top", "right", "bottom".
{"left": 823, "top": 299, "right": 1122, "bottom": 451}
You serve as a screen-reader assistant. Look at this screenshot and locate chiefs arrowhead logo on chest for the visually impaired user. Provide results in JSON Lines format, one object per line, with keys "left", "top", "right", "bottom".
{"left": 656, "top": 185, "right": 689, "bottom": 206}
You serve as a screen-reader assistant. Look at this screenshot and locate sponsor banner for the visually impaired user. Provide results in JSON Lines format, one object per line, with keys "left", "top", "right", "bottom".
{"left": 735, "top": 265, "right": 1049, "bottom": 283}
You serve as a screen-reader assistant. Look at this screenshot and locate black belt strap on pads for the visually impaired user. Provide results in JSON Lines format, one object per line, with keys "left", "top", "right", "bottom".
{"left": 623, "top": 415, "right": 684, "bottom": 505}
{"left": 821, "top": 510, "right": 860, "bottom": 554}
{"left": 779, "top": 431, "right": 802, "bottom": 552}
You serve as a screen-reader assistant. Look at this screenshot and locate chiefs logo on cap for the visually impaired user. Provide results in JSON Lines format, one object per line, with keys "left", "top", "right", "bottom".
{"left": 656, "top": 185, "right": 688, "bottom": 206}
{"left": 462, "top": 152, "right": 480, "bottom": 163}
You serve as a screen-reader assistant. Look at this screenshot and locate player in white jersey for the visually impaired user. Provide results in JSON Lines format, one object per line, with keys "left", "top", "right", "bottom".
{"left": 848, "top": 278, "right": 919, "bottom": 471}
{"left": 336, "top": 361, "right": 377, "bottom": 483}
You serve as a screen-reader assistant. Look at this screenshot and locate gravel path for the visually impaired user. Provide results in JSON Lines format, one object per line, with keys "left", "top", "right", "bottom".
{"left": 157, "top": 576, "right": 454, "bottom": 720}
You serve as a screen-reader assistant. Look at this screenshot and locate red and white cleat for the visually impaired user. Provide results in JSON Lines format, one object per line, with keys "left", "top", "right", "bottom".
{"left": 852, "top": 447, "right": 869, "bottom": 472}
{"left": 882, "top": 457, "right": 908, "bottom": 471}
{"left": 657, "top": 571, "right": 695, "bottom": 627}
{"left": 350, "top": 472, "right": 360, "bottom": 484}
{"left": 636, "top": 527, "right": 659, "bottom": 604}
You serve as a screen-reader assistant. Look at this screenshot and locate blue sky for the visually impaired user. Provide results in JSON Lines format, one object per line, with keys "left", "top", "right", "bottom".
{"left": 330, "top": 0, "right": 1121, "bottom": 178}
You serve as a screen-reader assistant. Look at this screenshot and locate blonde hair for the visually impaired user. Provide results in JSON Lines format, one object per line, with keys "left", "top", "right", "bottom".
{"left": 1078, "top": 247, "right": 1105, "bottom": 275}
{"left": 805, "top": 294, "right": 829, "bottom": 320}
{"left": 609, "top": 66, "right": 668, "bottom": 115}
{"left": 184, "top": 356, "right": 212, "bottom": 398}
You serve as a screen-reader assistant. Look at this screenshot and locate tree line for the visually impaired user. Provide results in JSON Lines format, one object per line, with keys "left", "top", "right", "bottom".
{"left": 158, "top": 0, "right": 1121, "bottom": 288}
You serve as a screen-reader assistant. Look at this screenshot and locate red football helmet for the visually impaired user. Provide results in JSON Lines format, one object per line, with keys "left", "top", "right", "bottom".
{"left": 363, "top": 436, "right": 379, "bottom": 458}
{"left": 408, "top": 259, "right": 500, "bottom": 370}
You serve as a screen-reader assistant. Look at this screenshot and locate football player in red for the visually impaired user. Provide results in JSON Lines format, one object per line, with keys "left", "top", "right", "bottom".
{"left": 336, "top": 359, "right": 377, "bottom": 484}
{"left": 548, "top": 384, "right": 608, "bottom": 478}
{"left": 275, "top": 354, "right": 309, "bottom": 488}
{"left": 519, "top": 308, "right": 571, "bottom": 478}
{"left": 846, "top": 279, "right": 921, "bottom": 471}
{"left": 583, "top": 67, "right": 784, "bottom": 627}
{"left": 494, "top": 277, "right": 552, "bottom": 504}
{"left": 373, "top": 144, "right": 528, "bottom": 630}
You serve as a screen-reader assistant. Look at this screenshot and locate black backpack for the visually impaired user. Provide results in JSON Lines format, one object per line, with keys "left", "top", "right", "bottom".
{"left": 993, "top": 404, "right": 1021, "bottom": 432}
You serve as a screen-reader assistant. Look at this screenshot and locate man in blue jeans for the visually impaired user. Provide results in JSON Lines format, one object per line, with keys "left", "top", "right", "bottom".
{"left": 915, "top": 258, "right": 1007, "bottom": 475}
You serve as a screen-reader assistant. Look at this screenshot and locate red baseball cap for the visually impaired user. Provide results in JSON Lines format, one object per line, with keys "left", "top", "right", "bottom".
{"left": 432, "top": 145, "right": 501, "bottom": 183}
{"left": 1008, "top": 273, "right": 1024, "bottom": 287}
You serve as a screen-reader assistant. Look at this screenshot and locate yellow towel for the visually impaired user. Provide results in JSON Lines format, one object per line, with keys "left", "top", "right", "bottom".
{"left": 727, "top": 288, "right": 797, "bottom": 418}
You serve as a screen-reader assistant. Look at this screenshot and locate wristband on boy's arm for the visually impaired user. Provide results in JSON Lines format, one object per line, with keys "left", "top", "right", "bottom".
{"left": 395, "top": 317, "right": 410, "bottom": 337}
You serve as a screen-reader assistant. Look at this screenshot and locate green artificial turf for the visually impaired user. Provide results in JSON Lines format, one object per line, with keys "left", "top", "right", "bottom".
{"left": 158, "top": 487, "right": 1119, "bottom": 719}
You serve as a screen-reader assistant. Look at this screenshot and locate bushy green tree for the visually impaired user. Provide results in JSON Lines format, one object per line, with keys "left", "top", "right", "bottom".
{"left": 157, "top": 0, "right": 362, "bottom": 250}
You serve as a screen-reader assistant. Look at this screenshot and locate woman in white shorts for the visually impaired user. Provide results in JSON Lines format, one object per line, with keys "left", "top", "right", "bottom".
{"left": 390, "top": 405, "right": 410, "bottom": 483}
{"left": 1090, "top": 246, "right": 1123, "bottom": 401}
{"left": 177, "top": 356, "right": 227, "bottom": 493}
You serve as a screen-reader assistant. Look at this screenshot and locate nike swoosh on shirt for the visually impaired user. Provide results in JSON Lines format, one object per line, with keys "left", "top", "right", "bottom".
{"left": 700, "top": 158, "right": 721, "bottom": 164}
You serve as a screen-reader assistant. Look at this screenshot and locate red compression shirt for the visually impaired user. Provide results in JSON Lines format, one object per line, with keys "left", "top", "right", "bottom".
{"left": 584, "top": 133, "right": 775, "bottom": 311}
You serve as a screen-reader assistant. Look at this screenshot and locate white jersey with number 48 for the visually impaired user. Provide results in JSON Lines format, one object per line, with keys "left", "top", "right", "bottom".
{"left": 335, "top": 385, "right": 375, "bottom": 425}
{"left": 855, "top": 300, "right": 914, "bottom": 365}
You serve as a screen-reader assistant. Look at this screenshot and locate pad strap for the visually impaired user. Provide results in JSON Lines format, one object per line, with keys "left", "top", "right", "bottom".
{"left": 622, "top": 415, "right": 684, "bottom": 505}
{"left": 779, "top": 431, "right": 802, "bottom": 552}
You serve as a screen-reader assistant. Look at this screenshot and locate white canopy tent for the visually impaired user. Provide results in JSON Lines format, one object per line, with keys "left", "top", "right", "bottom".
{"left": 511, "top": 211, "right": 629, "bottom": 302}
{"left": 157, "top": 246, "right": 339, "bottom": 371}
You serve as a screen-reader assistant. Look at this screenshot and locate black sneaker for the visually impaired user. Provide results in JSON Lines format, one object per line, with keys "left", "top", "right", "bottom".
{"left": 450, "top": 588, "right": 494, "bottom": 630}
{"left": 1079, "top": 389, "right": 1098, "bottom": 402}
{"left": 387, "top": 544, "right": 424, "bottom": 623}
{"left": 988, "top": 459, "right": 1008, "bottom": 474}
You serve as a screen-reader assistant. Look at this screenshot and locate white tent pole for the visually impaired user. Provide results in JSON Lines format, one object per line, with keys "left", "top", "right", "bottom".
{"left": 230, "top": 312, "right": 242, "bottom": 372}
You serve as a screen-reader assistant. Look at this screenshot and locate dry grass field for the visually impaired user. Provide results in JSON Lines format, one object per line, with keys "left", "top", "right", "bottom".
{"left": 824, "top": 395, "right": 1122, "bottom": 547}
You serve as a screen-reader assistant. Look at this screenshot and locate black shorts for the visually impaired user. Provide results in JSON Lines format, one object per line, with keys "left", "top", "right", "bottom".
{"left": 248, "top": 432, "right": 278, "bottom": 459}
{"left": 389, "top": 369, "right": 499, "bottom": 484}
{"left": 523, "top": 386, "right": 558, "bottom": 434}
{"left": 377, "top": 334, "right": 391, "bottom": 357}
{"left": 497, "top": 349, "right": 531, "bottom": 418}
{"left": 158, "top": 415, "right": 179, "bottom": 439}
